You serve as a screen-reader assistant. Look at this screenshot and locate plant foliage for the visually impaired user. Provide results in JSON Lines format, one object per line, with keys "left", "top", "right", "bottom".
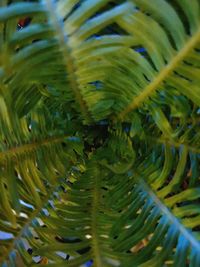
{"left": 0, "top": 0, "right": 200, "bottom": 266}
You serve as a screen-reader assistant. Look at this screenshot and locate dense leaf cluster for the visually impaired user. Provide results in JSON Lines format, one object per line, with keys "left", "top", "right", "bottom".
{"left": 0, "top": 0, "right": 200, "bottom": 266}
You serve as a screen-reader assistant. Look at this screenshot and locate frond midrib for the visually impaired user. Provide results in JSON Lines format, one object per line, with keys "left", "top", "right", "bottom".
{"left": 44, "top": 0, "right": 92, "bottom": 124}
{"left": 118, "top": 27, "right": 200, "bottom": 120}
{"left": 91, "top": 166, "right": 102, "bottom": 267}
{"left": 138, "top": 178, "right": 200, "bottom": 252}
{"left": 0, "top": 183, "right": 59, "bottom": 264}
{"left": 0, "top": 134, "right": 69, "bottom": 160}
{"left": 145, "top": 135, "right": 200, "bottom": 154}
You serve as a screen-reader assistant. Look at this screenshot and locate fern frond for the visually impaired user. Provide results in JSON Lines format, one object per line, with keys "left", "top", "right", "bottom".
{"left": 117, "top": 0, "right": 200, "bottom": 121}
{"left": 0, "top": 1, "right": 200, "bottom": 267}
{"left": 16, "top": 160, "right": 119, "bottom": 266}
{"left": 0, "top": 181, "right": 61, "bottom": 265}
{"left": 51, "top": 0, "right": 135, "bottom": 123}
{"left": 0, "top": 92, "right": 82, "bottom": 265}
{"left": 110, "top": 148, "right": 200, "bottom": 266}
{"left": 146, "top": 135, "right": 200, "bottom": 154}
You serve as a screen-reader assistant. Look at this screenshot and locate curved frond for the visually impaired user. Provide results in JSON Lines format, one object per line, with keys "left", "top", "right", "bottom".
{"left": 0, "top": 1, "right": 200, "bottom": 267}
{"left": 10, "top": 160, "right": 118, "bottom": 267}
{"left": 0, "top": 101, "right": 83, "bottom": 265}
{"left": 110, "top": 145, "right": 200, "bottom": 266}
{"left": 117, "top": 0, "right": 200, "bottom": 120}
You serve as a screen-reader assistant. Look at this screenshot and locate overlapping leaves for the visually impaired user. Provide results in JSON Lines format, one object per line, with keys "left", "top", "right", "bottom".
{"left": 0, "top": 0, "right": 200, "bottom": 266}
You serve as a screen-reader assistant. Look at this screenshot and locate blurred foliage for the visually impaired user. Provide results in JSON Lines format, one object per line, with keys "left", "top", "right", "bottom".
{"left": 0, "top": 0, "right": 200, "bottom": 266}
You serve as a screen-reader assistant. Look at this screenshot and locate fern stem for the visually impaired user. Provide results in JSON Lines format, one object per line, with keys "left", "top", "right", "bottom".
{"left": 146, "top": 136, "right": 200, "bottom": 154}
{"left": 118, "top": 28, "right": 200, "bottom": 121}
{"left": 91, "top": 166, "right": 103, "bottom": 267}
{"left": 0, "top": 134, "right": 69, "bottom": 160}
{"left": 0, "top": 183, "right": 59, "bottom": 264}
{"left": 44, "top": 0, "right": 92, "bottom": 124}
{"left": 138, "top": 179, "right": 200, "bottom": 252}
{"left": 172, "top": 116, "right": 200, "bottom": 126}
